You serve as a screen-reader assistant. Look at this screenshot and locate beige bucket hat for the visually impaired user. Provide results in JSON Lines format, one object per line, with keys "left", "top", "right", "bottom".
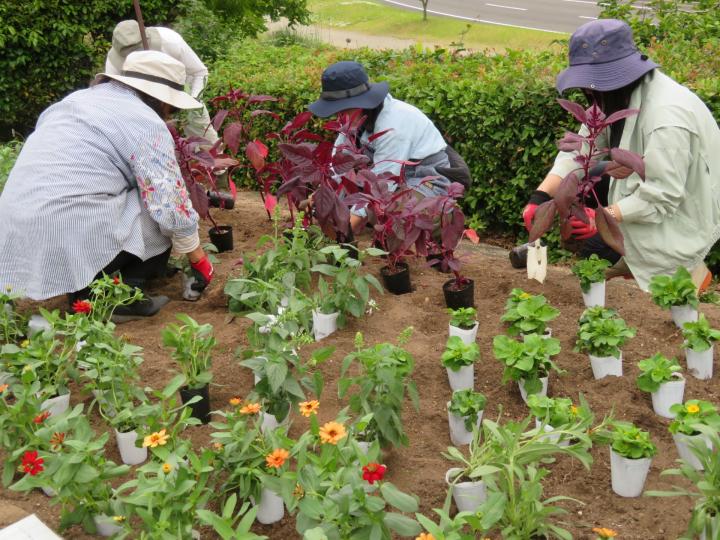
{"left": 102, "top": 50, "right": 202, "bottom": 110}
{"left": 106, "top": 20, "right": 161, "bottom": 73}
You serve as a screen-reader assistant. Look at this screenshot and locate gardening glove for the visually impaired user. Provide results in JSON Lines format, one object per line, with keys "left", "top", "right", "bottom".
{"left": 182, "top": 274, "right": 202, "bottom": 302}
{"left": 522, "top": 190, "right": 552, "bottom": 231}
{"left": 569, "top": 207, "right": 597, "bottom": 240}
{"left": 190, "top": 255, "right": 214, "bottom": 292}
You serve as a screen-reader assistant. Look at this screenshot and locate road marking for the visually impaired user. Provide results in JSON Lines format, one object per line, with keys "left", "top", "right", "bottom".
{"left": 381, "top": 0, "right": 568, "bottom": 34}
{"left": 486, "top": 3, "right": 528, "bottom": 10}
{"left": 579, "top": 15, "right": 597, "bottom": 19}
{"left": 562, "top": 0, "right": 596, "bottom": 4}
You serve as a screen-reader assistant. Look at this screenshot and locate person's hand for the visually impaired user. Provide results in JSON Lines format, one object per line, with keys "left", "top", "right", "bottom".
{"left": 190, "top": 254, "right": 214, "bottom": 292}
{"left": 522, "top": 203, "right": 539, "bottom": 232}
{"left": 569, "top": 207, "right": 597, "bottom": 240}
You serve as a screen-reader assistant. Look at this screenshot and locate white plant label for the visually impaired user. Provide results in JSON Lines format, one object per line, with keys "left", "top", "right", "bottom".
{"left": 527, "top": 240, "right": 547, "bottom": 283}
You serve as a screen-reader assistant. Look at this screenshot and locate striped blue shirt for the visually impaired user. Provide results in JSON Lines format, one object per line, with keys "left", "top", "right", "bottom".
{"left": 0, "top": 81, "right": 199, "bottom": 300}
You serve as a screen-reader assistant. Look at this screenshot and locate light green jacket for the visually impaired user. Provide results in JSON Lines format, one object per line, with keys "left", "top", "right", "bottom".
{"left": 550, "top": 70, "right": 720, "bottom": 290}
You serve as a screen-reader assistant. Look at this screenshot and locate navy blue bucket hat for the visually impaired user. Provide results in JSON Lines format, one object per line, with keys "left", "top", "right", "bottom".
{"left": 556, "top": 19, "right": 658, "bottom": 94}
{"left": 309, "top": 61, "right": 389, "bottom": 117}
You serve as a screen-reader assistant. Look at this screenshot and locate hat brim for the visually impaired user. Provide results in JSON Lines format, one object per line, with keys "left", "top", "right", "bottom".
{"left": 309, "top": 81, "right": 389, "bottom": 117}
{"left": 556, "top": 52, "right": 659, "bottom": 94}
{"left": 107, "top": 48, "right": 127, "bottom": 73}
{"left": 101, "top": 73, "right": 202, "bottom": 110}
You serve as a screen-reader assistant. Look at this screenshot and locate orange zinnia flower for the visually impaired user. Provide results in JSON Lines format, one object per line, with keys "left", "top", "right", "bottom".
{"left": 299, "top": 400, "right": 319, "bottom": 417}
{"left": 0, "top": 384, "right": 8, "bottom": 393}
{"left": 228, "top": 397, "right": 242, "bottom": 406}
{"left": 416, "top": 534, "right": 436, "bottom": 540}
{"left": 50, "top": 432, "right": 65, "bottom": 449}
{"left": 319, "top": 421, "right": 346, "bottom": 445}
{"left": 240, "top": 402, "right": 261, "bottom": 415}
{"left": 592, "top": 527, "right": 618, "bottom": 539}
{"left": 265, "top": 448, "right": 290, "bottom": 469}
{"left": 143, "top": 429, "right": 169, "bottom": 448}
{"left": 33, "top": 411, "right": 51, "bottom": 424}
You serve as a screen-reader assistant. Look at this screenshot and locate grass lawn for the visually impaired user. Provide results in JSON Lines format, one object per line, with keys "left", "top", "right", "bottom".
{"left": 307, "top": 0, "right": 566, "bottom": 51}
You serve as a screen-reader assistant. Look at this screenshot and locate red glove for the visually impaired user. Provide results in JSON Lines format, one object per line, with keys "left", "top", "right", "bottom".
{"left": 522, "top": 204, "right": 538, "bottom": 232}
{"left": 569, "top": 207, "right": 597, "bottom": 240}
{"left": 190, "top": 255, "right": 214, "bottom": 292}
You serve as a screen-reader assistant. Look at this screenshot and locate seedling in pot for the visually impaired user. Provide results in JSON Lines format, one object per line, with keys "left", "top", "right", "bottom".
{"left": 636, "top": 353, "right": 685, "bottom": 418}
{"left": 571, "top": 254, "right": 611, "bottom": 307}
{"left": 604, "top": 421, "right": 656, "bottom": 498}
{"left": 493, "top": 333, "right": 562, "bottom": 399}
{"left": 682, "top": 314, "right": 720, "bottom": 379}
{"left": 448, "top": 307, "right": 477, "bottom": 330}
{"left": 448, "top": 389, "right": 486, "bottom": 433}
{"left": 527, "top": 394, "right": 592, "bottom": 430}
{"left": 649, "top": 267, "right": 699, "bottom": 327}
{"left": 501, "top": 289, "right": 559, "bottom": 337}
{"left": 442, "top": 336, "right": 480, "bottom": 392}
{"left": 575, "top": 306, "right": 636, "bottom": 379}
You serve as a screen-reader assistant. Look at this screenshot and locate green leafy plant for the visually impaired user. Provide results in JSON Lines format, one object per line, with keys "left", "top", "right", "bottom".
{"left": 0, "top": 286, "right": 26, "bottom": 344}
{"left": 574, "top": 307, "right": 636, "bottom": 357}
{"left": 493, "top": 333, "right": 562, "bottom": 394}
{"left": 646, "top": 424, "right": 720, "bottom": 540}
{"left": 448, "top": 389, "right": 486, "bottom": 432}
{"left": 196, "top": 493, "right": 268, "bottom": 540}
{"left": 649, "top": 267, "right": 699, "bottom": 309}
{"left": 668, "top": 400, "right": 720, "bottom": 436}
{"left": 636, "top": 353, "right": 682, "bottom": 393}
{"left": 441, "top": 336, "right": 480, "bottom": 372}
{"left": 447, "top": 307, "right": 477, "bottom": 330}
{"left": 609, "top": 422, "right": 657, "bottom": 459}
{"left": 682, "top": 314, "right": 720, "bottom": 352}
{"left": 527, "top": 394, "right": 592, "bottom": 429}
{"left": 162, "top": 314, "right": 216, "bottom": 390}
{"left": 501, "top": 289, "right": 560, "bottom": 336}
{"left": 571, "top": 254, "right": 612, "bottom": 293}
{"left": 339, "top": 329, "right": 419, "bottom": 448}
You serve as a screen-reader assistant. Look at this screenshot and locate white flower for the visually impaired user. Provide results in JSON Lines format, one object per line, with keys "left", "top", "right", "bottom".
{"left": 366, "top": 299, "right": 379, "bottom": 315}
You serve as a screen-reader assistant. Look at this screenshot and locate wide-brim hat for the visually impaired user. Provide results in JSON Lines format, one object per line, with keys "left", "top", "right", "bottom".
{"left": 556, "top": 19, "right": 658, "bottom": 94}
{"left": 101, "top": 50, "right": 201, "bottom": 110}
{"left": 309, "top": 61, "right": 389, "bottom": 117}
{"left": 106, "top": 20, "right": 160, "bottom": 73}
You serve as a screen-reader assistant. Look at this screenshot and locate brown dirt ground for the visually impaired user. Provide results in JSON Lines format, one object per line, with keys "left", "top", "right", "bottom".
{"left": 2, "top": 190, "right": 718, "bottom": 539}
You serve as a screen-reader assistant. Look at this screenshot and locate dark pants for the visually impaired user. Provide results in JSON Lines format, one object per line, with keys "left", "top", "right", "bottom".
{"left": 70, "top": 249, "right": 171, "bottom": 302}
{"left": 579, "top": 233, "right": 622, "bottom": 265}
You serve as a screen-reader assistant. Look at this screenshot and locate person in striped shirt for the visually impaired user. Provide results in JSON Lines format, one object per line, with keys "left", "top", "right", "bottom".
{"left": 0, "top": 51, "right": 214, "bottom": 320}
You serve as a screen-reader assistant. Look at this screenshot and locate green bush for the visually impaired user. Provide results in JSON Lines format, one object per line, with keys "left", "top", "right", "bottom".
{"left": 0, "top": 140, "right": 23, "bottom": 195}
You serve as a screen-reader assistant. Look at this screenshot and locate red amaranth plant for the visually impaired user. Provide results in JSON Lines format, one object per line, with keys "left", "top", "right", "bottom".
{"left": 529, "top": 99, "right": 645, "bottom": 255}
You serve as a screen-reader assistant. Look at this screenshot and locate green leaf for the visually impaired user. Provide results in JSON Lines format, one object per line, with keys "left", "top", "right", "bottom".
{"left": 383, "top": 513, "right": 421, "bottom": 536}
{"left": 380, "top": 482, "right": 419, "bottom": 513}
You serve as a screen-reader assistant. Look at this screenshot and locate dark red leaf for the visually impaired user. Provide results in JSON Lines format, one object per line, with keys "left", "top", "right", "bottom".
{"left": 595, "top": 207, "right": 625, "bottom": 256}
{"left": 223, "top": 122, "right": 243, "bottom": 155}
{"left": 368, "top": 128, "right": 394, "bottom": 142}
{"left": 187, "top": 181, "right": 210, "bottom": 220}
{"left": 464, "top": 229, "right": 480, "bottom": 244}
{"left": 557, "top": 99, "right": 588, "bottom": 125}
{"left": 313, "top": 184, "right": 335, "bottom": 221}
{"left": 555, "top": 172, "right": 579, "bottom": 219}
{"left": 250, "top": 109, "right": 281, "bottom": 121}
{"left": 560, "top": 218, "right": 573, "bottom": 240}
{"left": 604, "top": 160, "right": 634, "bottom": 179}
{"left": 604, "top": 108, "right": 639, "bottom": 125}
{"left": 570, "top": 204, "right": 589, "bottom": 224}
{"left": 282, "top": 111, "right": 314, "bottom": 135}
{"left": 247, "top": 95, "right": 278, "bottom": 104}
{"left": 212, "top": 109, "right": 229, "bottom": 131}
{"left": 610, "top": 148, "right": 645, "bottom": 180}
{"left": 278, "top": 143, "right": 315, "bottom": 167}
{"left": 246, "top": 140, "right": 268, "bottom": 171}
{"left": 529, "top": 200, "right": 557, "bottom": 243}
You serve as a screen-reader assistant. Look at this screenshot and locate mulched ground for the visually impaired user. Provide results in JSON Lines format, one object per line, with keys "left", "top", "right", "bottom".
{"left": 2, "top": 190, "right": 717, "bottom": 539}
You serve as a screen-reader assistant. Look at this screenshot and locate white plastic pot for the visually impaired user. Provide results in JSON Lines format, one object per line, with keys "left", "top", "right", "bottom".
{"left": 610, "top": 448, "right": 652, "bottom": 497}
{"left": 522, "top": 328, "right": 552, "bottom": 340}
{"left": 581, "top": 280, "right": 606, "bottom": 308}
{"left": 357, "top": 441, "right": 370, "bottom": 455}
{"left": 671, "top": 304, "right": 698, "bottom": 329}
{"left": 260, "top": 411, "right": 289, "bottom": 434}
{"left": 40, "top": 392, "right": 70, "bottom": 418}
{"left": 518, "top": 376, "right": 548, "bottom": 405}
{"left": 446, "top": 365, "right": 474, "bottom": 391}
{"left": 256, "top": 487, "right": 284, "bottom": 524}
{"left": 445, "top": 468, "right": 486, "bottom": 513}
{"left": 447, "top": 401, "right": 483, "bottom": 446}
{"left": 685, "top": 346, "right": 714, "bottom": 380}
{"left": 673, "top": 432, "right": 712, "bottom": 471}
{"left": 448, "top": 322, "right": 479, "bottom": 345}
{"left": 699, "top": 520, "right": 719, "bottom": 540}
{"left": 94, "top": 515, "right": 123, "bottom": 537}
{"left": 651, "top": 374, "right": 685, "bottom": 418}
{"left": 41, "top": 486, "right": 56, "bottom": 497}
{"left": 312, "top": 309, "right": 339, "bottom": 341}
{"left": 115, "top": 429, "right": 147, "bottom": 466}
{"left": 534, "top": 419, "right": 569, "bottom": 447}
{"left": 27, "top": 314, "right": 52, "bottom": 336}
{"left": 589, "top": 352, "right": 623, "bottom": 379}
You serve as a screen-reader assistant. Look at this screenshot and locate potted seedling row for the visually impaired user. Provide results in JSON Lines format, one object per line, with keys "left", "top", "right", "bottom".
{"left": 668, "top": 400, "right": 719, "bottom": 470}
{"left": 681, "top": 314, "right": 719, "bottom": 380}
{"left": 448, "top": 307, "right": 479, "bottom": 344}
{"left": 572, "top": 254, "right": 612, "bottom": 308}
{"left": 162, "top": 314, "right": 216, "bottom": 424}
{"left": 526, "top": 394, "right": 591, "bottom": 447}
{"left": 441, "top": 336, "right": 480, "bottom": 391}
{"left": 574, "top": 307, "right": 636, "bottom": 379}
{"left": 649, "top": 267, "right": 700, "bottom": 329}
{"left": 447, "top": 389, "right": 486, "bottom": 446}
{"left": 493, "top": 333, "right": 561, "bottom": 404}
{"left": 609, "top": 422, "right": 656, "bottom": 497}
{"left": 501, "top": 289, "right": 559, "bottom": 339}
{"left": 636, "top": 354, "right": 685, "bottom": 418}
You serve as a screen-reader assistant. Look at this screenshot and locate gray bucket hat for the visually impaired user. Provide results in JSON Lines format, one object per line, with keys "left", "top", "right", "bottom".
{"left": 309, "top": 61, "right": 389, "bottom": 117}
{"left": 107, "top": 20, "right": 160, "bottom": 73}
{"left": 556, "top": 19, "right": 658, "bottom": 94}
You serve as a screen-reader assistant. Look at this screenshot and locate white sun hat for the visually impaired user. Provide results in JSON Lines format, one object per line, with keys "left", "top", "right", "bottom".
{"left": 102, "top": 50, "right": 202, "bottom": 110}
{"left": 106, "top": 20, "right": 160, "bottom": 72}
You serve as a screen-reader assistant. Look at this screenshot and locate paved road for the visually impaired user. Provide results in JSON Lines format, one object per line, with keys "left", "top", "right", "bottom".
{"left": 381, "top": 0, "right": 617, "bottom": 34}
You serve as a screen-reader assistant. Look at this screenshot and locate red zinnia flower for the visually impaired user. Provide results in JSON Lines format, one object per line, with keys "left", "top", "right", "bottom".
{"left": 33, "top": 411, "right": 51, "bottom": 424}
{"left": 113, "top": 276, "right": 120, "bottom": 285}
{"left": 21, "top": 450, "right": 44, "bottom": 476}
{"left": 362, "top": 463, "right": 387, "bottom": 485}
{"left": 72, "top": 300, "right": 92, "bottom": 314}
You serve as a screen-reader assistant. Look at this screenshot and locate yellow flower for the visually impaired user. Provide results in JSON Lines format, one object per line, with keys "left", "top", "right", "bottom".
{"left": 229, "top": 397, "right": 242, "bottom": 406}
{"left": 112, "top": 516, "right": 126, "bottom": 523}
{"left": 293, "top": 483, "right": 305, "bottom": 499}
{"left": 571, "top": 405, "right": 579, "bottom": 415}
{"left": 319, "top": 421, "right": 347, "bottom": 445}
{"left": 22, "top": 365, "right": 32, "bottom": 373}
{"left": 592, "top": 527, "right": 617, "bottom": 539}
{"left": 162, "top": 463, "right": 172, "bottom": 473}
{"left": 416, "top": 534, "right": 436, "bottom": 540}
{"left": 299, "top": 400, "right": 320, "bottom": 417}
{"left": 143, "top": 429, "right": 169, "bottom": 448}
{"left": 686, "top": 403, "right": 700, "bottom": 414}
{"left": 20, "top": 339, "right": 29, "bottom": 348}
{"left": 519, "top": 292, "right": 532, "bottom": 300}
{"left": 212, "top": 442, "right": 224, "bottom": 452}
{"left": 265, "top": 448, "right": 290, "bottom": 469}
{"left": 240, "top": 402, "right": 261, "bottom": 415}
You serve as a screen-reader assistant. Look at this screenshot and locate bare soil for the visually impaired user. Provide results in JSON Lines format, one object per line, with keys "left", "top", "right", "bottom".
{"left": 2, "top": 190, "right": 718, "bottom": 539}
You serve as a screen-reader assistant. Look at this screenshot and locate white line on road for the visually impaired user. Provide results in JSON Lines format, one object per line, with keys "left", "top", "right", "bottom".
{"left": 382, "top": 0, "right": 568, "bottom": 34}
{"left": 562, "top": 0, "right": 596, "bottom": 4}
{"left": 486, "top": 3, "right": 528, "bottom": 11}
{"left": 579, "top": 15, "right": 597, "bottom": 19}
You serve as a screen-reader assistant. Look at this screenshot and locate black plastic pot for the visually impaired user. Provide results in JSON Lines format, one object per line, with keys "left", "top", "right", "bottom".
{"left": 381, "top": 263, "right": 412, "bottom": 295}
{"left": 209, "top": 225, "right": 233, "bottom": 253}
{"left": 208, "top": 191, "right": 235, "bottom": 210}
{"left": 179, "top": 384, "right": 211, "bottom": 424}
{"left": 442, "top": 278, "right": 475, "bottom": 309}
